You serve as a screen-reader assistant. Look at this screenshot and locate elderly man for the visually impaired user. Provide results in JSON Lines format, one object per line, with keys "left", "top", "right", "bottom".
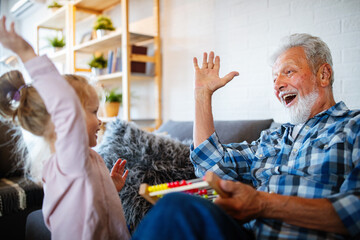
{"left": 132, "top": 34, "right": 360, "bottom": 239}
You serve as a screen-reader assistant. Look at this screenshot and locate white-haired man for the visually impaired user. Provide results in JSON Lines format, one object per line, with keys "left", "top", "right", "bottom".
{"left": 133, "top": 34, "right": 360, "bottom": 239}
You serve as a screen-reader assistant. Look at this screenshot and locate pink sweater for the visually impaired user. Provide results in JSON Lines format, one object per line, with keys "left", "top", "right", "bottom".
{"left": 25, "top": 56, "right": 130, "bottom": 240}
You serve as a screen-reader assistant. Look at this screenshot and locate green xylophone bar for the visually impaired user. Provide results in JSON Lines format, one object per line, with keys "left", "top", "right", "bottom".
{"left": 139, "top": 171, "right": 230, "bottom": 205}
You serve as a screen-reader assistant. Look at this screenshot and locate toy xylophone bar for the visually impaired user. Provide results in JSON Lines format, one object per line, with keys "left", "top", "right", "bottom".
{"left": 139, "top": 171, "right": 230, "bottom": 205}
{"left": 148, "top": 181, "right": 209, "bottom": 196}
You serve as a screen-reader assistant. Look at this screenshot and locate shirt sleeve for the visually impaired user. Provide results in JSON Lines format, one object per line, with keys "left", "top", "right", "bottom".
{"left": 328, "top": 132, "right": 360, "bottom": 238}
{"left": 190, "top": 132, "right": 255, "bottom": 182}
{"left": 24, "top": 56, "right": 88, "bottom": 176}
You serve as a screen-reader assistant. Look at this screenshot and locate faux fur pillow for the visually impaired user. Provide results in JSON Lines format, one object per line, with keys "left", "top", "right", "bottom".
{"left": 95, "top": 119, "right": 196, "bottom": 229}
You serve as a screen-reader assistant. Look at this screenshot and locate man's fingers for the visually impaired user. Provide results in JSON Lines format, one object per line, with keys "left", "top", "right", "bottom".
{"left": 221, "top": 71, "right": 239, "bottom": 85}
{"left": 214, "top": 55, "right": 220, "bottom": 71}
{"left": 193, "top": 57, "right": 199, "bottom": 70}
{"left": 208, "top": 51, "right": 214, "bottom": 69}
{"left": 201, "top": 52, "right": 208, "bottom": 69}
{"left": 219, "top": 179, "right": 239, "bottom": 193}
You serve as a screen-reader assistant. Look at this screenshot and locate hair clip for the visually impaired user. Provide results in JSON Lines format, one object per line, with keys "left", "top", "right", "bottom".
{"left": 12, "top": 84, "right": 29, "bottom": 101}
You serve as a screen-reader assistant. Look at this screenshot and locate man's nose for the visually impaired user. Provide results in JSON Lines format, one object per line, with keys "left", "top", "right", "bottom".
{"left": 274, "top": 75, "right": 287, "bottom": 91}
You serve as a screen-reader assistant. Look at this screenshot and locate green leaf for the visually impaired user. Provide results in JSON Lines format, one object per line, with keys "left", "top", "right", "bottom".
{"left": 88, "top": 54, "right": 107, "bottom": 69}
{"left": 93, "top": 15, "right": 116, "bottom": 31}
{"left": 105, "top": 88, "right": 122, "bottom": 103}
{"left": 47, "top": 36, "right": 65, "bottom": 48}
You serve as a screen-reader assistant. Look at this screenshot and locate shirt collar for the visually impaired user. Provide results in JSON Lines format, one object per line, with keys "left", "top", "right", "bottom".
{"left": 314, "top": 101, "right": 349, "bottom": 118}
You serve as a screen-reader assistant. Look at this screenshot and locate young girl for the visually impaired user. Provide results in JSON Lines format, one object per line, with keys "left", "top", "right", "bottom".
{"left": 0, "top": 16, "right": 130, "bottom": 239}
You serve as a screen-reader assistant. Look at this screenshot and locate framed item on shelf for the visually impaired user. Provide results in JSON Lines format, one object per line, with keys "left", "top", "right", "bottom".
{"left": 80, "top": 31, "right": 92, "bottom": 44}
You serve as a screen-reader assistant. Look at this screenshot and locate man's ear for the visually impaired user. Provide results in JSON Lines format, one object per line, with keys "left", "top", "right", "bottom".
{"left": 317, "top": 63, "right": 332, "bottom": 87}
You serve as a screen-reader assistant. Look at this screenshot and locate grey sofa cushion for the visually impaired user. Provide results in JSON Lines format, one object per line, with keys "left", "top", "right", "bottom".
{"left": 156, "top": 119, "right": 274, "bottom": 144}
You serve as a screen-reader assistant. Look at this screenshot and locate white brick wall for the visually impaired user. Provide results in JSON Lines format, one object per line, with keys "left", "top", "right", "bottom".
{"left": 9, "top": 0, "right": 360, "bottom": 124}
{"left": 162, "top": 0, "right": 360, "bottom": 123}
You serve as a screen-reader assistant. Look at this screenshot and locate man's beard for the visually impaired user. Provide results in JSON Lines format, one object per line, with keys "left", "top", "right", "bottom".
{"left": 284, "top": 90, "right": 319, "bottom": 125}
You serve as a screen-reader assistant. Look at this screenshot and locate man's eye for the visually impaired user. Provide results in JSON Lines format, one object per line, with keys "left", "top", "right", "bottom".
{"left": 286, "top": 70, "right": 293, "bottom": 75}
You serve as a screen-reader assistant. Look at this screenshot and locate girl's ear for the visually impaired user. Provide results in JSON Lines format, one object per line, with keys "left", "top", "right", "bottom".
{"left": 317, "top": 63, "right": 332, "bottom": 87}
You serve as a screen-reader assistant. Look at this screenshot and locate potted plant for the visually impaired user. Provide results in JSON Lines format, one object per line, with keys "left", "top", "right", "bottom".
{"left": 93, "top": 15, "right": 116, "bottom": 38}
{"left": 47, "top": 36, "right": 65, "bottom": 52}
{"left": 105, "top": 89, "right": 122, "bottom": 117}
{"left": 47, "top": 1, "right": 63, "bottom": 12}
{"left": 88, "top": 54, "right": 107, "bottom": 75}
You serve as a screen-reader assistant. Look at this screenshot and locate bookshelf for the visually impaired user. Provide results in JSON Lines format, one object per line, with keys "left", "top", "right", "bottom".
{"left": 36, "top": 0, "right": 162, "bottom": 131}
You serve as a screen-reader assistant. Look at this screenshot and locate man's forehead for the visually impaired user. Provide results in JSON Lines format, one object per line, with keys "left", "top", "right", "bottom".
{"left": 272, "top": 60, "right": 297, "bottom": 73}
{"left": 272, "top": 48, "right": 307, "bottom": 71}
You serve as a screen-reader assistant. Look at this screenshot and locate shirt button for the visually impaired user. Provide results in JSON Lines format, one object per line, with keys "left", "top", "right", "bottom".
{"left": 324, "top": 144, "right": 329, "bottom": 148}
{"left": 259, "top": 154, "right": 263, "bottom": 158}
{"left": 305, "top": 126, "right": 310, "bottom": 130}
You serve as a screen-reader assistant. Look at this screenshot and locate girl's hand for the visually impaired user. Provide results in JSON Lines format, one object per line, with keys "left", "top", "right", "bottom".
{"left": 110, "top": 159, "right": 129, "bottom": 192}
{"left": 0, "top": 16, "right": 36, "bottom": 62}
{"left": 193, "top": 51, "right": 239, "bottom": 96}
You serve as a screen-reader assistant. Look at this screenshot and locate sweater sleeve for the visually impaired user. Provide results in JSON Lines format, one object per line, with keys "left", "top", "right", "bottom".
{"left": 25, "top": 55, "right": 88, "bottom": 175}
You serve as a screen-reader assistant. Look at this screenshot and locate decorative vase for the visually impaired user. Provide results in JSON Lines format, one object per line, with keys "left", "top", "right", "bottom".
{"left": 96, "top": 29, "right": 110, "bottom": 39}
{"left": 105, "top": 102, "right": 120, "bottom": 117}
{"left": 50, "top": 7, "right": 61, "bottom": 12}
{"left": 91, "top": 67, "right": 104, "bottom": 76}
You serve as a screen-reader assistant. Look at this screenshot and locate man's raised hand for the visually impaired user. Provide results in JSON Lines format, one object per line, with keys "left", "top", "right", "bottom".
{"left": 193, "top": 51, "right": 239, "bottom": 96}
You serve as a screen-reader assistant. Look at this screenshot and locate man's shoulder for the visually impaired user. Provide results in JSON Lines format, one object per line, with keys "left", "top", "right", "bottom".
{"left": 327, "top": 102, "right": 360, "bottom": 122}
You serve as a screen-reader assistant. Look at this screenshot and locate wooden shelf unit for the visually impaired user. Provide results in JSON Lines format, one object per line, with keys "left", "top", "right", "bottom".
{"left": 36, "top": 0, "right": 162, "bottom": 130}
{"left": 73, "top": 30, "right": 153, "bottom": 53}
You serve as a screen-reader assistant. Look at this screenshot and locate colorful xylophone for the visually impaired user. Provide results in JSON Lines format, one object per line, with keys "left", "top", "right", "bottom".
{"left": 139, "top": 171, "right": 229, "bottom": 204}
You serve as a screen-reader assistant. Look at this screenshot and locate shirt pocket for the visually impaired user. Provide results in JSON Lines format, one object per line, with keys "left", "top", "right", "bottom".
{"left": 254, "top": 143, "right": 280, "bottom": 164}
{"left": 305, "top": 132, "right": 349, "bottom": 175}
{"left": 252, "top": 144, "right": 281, "bottom": 186}
{"left": 309, "top": 133, "right": 346, "bottom": 150}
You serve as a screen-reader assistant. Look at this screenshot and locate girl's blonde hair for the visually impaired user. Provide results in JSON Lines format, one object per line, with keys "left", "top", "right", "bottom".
{"left": 0, "top": 70, "right": 94, "bottom": 183}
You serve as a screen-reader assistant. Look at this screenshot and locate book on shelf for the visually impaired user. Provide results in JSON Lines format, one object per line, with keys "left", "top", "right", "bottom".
{"left": 111, "top": 48, "right": 118, "bottom": 73}
{"left": 131, "top": 45, "right": 147, "bottom": 74}
{"left": 107, "top": 50, "right": 114, "bottom": 74}
{"left": 105, "top": 45, "right": 148, "bottom": 75}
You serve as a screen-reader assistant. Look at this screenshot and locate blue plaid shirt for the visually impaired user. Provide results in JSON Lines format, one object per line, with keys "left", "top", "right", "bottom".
{"left": 190, "top": 101, "right": 360, "bottom": 239}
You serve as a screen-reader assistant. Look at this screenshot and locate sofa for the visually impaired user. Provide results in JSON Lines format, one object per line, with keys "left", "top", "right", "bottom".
{"left": 24, "top": 118, "right": 274, "bottom": 239}
{"left": 0, "top": 118, "right": 44, "bottom": 240}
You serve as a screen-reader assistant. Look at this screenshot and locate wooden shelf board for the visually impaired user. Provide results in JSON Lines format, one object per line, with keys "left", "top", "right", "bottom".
{"left": 74, "top": 0, "right": 121, "bottom": 12}
{"left": 38, "top": 7, "right": 91, "bottom": 29}
{"left": 74, "top": 30, "right": 153, "bottom": 53}
{"left": 48, "top": 49, "right": 67, "bottom": 62}
{"left": 37, "top": 7, "right": 67, "bottom": 29}
{"left": 96, "top": 72, "right": 154, "bottom": 82}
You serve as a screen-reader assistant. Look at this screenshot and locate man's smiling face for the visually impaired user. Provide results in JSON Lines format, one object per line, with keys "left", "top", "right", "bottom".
{"left": 272, "top": 47, "right": 320, "bottom": 124}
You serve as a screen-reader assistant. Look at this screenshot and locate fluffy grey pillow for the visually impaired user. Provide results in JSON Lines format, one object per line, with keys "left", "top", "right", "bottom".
{"left": 95, "top": 119, "right": 196, "bottom": 229}
{"left": 0, "top": 118, "right": 25, "bottom": 178}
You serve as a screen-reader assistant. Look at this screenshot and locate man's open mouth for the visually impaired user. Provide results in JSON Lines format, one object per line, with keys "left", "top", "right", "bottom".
{"left": 282, "top": 93, "right": 297, "bottom": 106}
